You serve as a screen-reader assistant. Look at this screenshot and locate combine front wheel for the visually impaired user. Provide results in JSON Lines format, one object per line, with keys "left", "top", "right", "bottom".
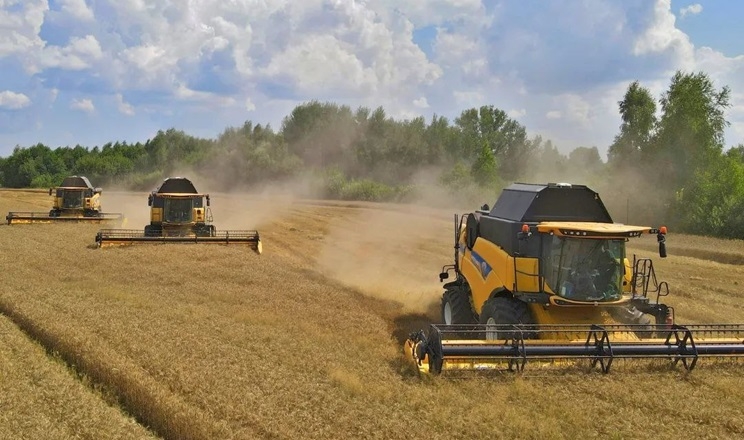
{"left": 479, "top": 296, "right": 534, "bottom": 340}
{"left": 441, "top": 286, "right": 476, "bottom": 325}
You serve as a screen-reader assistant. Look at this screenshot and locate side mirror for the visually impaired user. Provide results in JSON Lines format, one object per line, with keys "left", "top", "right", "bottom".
{"left": 147, "top": 194, "right": 153, "bottom": 206}
{"left": 94, "top": 187, "right": 102, "bottom": 194}
{"left": 206, "top": 194, "right": 210, "bottom": 207}
{"left": 49, "top": 188, "right": 53, "bottom": 196}
{"left": 439, "top": 272, "right": 449, "bottom": 282}
{"left": 657, "top": 226, "right": 667, "bottom": 258}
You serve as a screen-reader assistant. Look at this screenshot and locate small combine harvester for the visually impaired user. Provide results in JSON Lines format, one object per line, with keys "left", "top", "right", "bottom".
{"left": 405, "top": 183, "right": 744, "bottom": 375}
{"left": 94, "top": 177, "right": 262, "bottom": 253}
{"left": 6, "top": 176, "right": 123, "bottom": 225}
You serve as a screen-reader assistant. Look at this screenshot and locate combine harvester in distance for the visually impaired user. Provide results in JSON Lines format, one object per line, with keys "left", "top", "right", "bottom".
{"left": 6, "top": 176, "right": 123, "bottom": 225}
{"left": 95, "top": 177, "right": 262, "bottom": 253}
{"left": 405, "top": 183, "right": 744, "bottom": 375}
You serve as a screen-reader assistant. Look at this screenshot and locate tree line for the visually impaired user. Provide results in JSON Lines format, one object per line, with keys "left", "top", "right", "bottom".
{"left": 1, "top": 70, "right": 742, "bottom": 238}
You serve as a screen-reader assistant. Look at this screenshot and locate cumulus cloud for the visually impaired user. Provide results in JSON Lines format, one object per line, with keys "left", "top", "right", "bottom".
{"left": 679, "top": 4, "right": 703, "bottom": 18}
{"left": 413, "top": 97, "right": 429, "bottom": 108}
{"left": 508, "top": 108, "right": 526, "bottom": 118}
{"left": 38, "top": 35, "right": 104, "bottom": 70}
{"left": 1, "top": 0, "right": 744, "bottom": 156}
{"left": 0, "top": 0, "right": 48, "bottom": 58}
{"left": 70, "top": 98, "right": 95, "bottom": 113}
{"left": 115, "top": 93, "right": 134, "bottom": 115}
{"left": 58, "top": 0, "right": 95, "bottom": 21}
{"left": 0, "top": 91, "right": 32, "bottom": 109}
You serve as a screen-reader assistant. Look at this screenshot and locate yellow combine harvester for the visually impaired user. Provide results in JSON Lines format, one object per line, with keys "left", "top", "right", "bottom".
{"left": 6, "top": 176, "right": 123, "bottom": 225}
{"left": 95, "top": 177, "right": 261, "bottom": 253}
{"left": 405, "top": 183, "right": 744, "bottom": 374}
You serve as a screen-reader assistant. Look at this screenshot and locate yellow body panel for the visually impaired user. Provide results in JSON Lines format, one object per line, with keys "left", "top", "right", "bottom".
{"left": 514, "top": 257, "right": 540, "bottom": 293}
{"left": 460, "top": 237, "right": 541, "bottom": 315}
{"left": 537, "top": 221, "right": 651, "bottom": 237}
{"left": 459, "top": 239, "right": 507, "bottom": 315}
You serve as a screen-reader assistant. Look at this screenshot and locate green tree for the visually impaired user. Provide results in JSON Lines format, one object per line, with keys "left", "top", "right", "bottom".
{"left": 453, "top": 105, "right": 530, "bottom": 181}
{"left": 608, "top": 81, "right": 657, "bottom": 166}
{"left": 471, "top": 141, "right": 500, "bottom": 187}
{"left": 671, "top": 154, "right": 744, "bottom": 237}
{"left": 653, "top": 71, "right": 730, "bottom": 189}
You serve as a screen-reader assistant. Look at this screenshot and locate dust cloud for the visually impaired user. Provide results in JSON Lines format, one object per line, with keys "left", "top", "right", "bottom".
{"left": 313, "top": 200, "right": 454, "bottom": 314}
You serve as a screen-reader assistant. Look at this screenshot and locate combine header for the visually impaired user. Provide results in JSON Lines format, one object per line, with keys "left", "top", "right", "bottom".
{"left": 95, "top": 177, "right": 262, "bottom": 253}
{"left": 405, "top": 183, "right": 744, "bottom": 375}
{"left": 6, "top": 176, "right": 123, "bottom": 225}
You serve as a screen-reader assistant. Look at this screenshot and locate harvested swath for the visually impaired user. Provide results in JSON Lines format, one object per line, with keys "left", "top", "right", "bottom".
{"left": 628, "top": 232, "right": 744, "bottom": 266}
{"left": 1, "top": 190, "right": 744, "bottom": 440}
{"left": 0, "top": 315, "right": 159, "bottom": 440}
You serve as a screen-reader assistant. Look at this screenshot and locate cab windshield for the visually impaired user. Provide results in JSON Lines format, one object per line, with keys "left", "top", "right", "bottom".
{"left": 61, "top": 190, "right": 84, "bottom": 209}
{"left": 542, "top": 236, "right": 625, "bottom": 302}
{"left": 163, "top": 198, "right": 194, "bottom": 223}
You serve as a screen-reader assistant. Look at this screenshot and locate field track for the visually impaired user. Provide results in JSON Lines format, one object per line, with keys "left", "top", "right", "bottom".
{"left": 2, "top": 189, "right": 744, "bottom": 440}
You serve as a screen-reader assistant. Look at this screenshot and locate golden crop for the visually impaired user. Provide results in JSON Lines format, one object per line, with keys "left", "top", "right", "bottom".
{"left": 1, "top": 190, "right": 744, "bottom": 440}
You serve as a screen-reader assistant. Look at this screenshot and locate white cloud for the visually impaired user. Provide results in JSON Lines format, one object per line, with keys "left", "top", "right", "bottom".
{"left": 58, "top": 0, "right": 95, "bottom": 21}
{"left": 632, "top": 0, "right": 694, "bottom": 69}
{"left": 3, "top": 0, "right": 744, "bottom": 156}
{"left": 33, "top": 35, "right": 104, "bottom": 72}
{"left": 0, "top": 91, "right": 31, "bottom": 109}
{"left": 70, "top": 98, "right": 95, "bottom": 113}
{"left": 174, "top": 84, "right": 236, "bottom": 107}
{"left": 679, "top": 4, "right": 703, "bottom": 18}
{"left": 413, "top": 97, "right": 429, "bottom": 108}
{"left": 557, "top": 94, "right": 593, "bottom": 126}
{"left": 508, "top": 108, "right": 526, "bottom": 118}
{"left": 115, "top": 94, "right": 134, "bottom": 115}
{"left": 0, "top": 0, "right": 48, "bottom": 59}
{"left": 453, "top": 90, "right": 484, "bottom": 107}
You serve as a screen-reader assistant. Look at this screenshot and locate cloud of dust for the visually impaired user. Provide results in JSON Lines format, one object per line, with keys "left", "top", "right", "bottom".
{"left": 98, "top": 156, "right": 340, "bottom": 230}
{"left": 314, "top": 203, "right": 454, "bottom": 315}
{"left": 102, "top": 191, "right": 151, "bottom": 228}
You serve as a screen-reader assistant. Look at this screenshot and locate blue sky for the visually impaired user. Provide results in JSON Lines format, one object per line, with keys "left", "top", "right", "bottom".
{"left": 1, "top": 0, "right": 743, "bottom": 159}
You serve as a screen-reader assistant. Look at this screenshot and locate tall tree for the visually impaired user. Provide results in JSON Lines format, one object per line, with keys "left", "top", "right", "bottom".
{"left": 453, "top": 105, "right": 529, "bottom": 180}
{"left": 608, "top": 81, "right": 657, "bottom": 166}
{"left": 653, "top": 71, "right": 730, "bottom": 189}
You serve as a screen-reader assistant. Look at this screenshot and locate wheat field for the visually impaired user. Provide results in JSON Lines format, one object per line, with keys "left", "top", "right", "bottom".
{"left": 2, "top": 189, "right": 744, "bottom": 440}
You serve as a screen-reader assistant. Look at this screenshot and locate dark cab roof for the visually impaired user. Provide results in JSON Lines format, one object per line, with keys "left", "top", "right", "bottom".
{"left": 488, "top": 182, "right": 613, "bottom": 223}
{"left": 60, "top": 176, "right": 94, "bottom": 189}
{"left": 155, "top": 177, "right": 199, "bottom": 194}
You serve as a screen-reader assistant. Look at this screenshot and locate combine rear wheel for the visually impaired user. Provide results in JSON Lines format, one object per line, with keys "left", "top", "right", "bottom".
{"left": 479, "top": 296, "right": 535, "bottom": 340}
{"left": 441, "top": 285, "right": 476, "bottom": 325}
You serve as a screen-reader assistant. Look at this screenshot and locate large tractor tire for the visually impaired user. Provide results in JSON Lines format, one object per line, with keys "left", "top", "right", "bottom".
{"left": 144, "top": 225, "right": 162, "bottom": 237}
{"left": 441, "top": 285, "right": 476, "bottom": 325}
{"left": 479, "top": 295, "right": 535, "bottom": 340}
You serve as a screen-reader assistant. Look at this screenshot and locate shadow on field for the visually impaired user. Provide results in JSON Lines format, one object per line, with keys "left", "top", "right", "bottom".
{"left": 389, "top": 300, "right": 440, "bottom": 345}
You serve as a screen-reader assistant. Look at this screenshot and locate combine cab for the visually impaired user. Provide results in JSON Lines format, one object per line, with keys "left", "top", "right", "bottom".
{"left": 95, "top": 177, "right": 262, "bottom": 253}
{"left": 405, "top": 183, "right": 744, "bottom": 374}
{"left": 6, "top": 176, "right": 123, "bottom": 225}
